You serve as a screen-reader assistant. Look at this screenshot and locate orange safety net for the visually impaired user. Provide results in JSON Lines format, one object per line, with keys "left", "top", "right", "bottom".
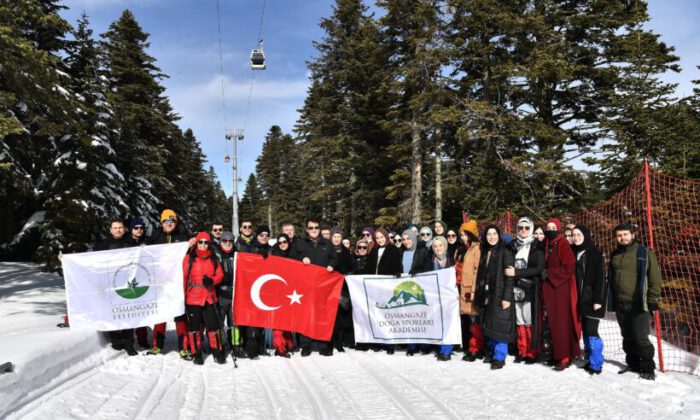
{"left": 478, "top": 161, "right": 700, "bottom": 375}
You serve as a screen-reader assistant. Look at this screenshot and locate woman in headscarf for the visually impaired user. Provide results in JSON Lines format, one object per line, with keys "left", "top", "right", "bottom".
{"left": 419, "top": 226, "right": 434, "bottom": 250}
{"left": 571, "top": 225, "right": 607, "bottom": 375}
{"left": 446, "top": 228, "right": 458, "bottom": 262}
{"left": 534, "top": 226, "right": 545, "bottom": 243}
{"left": 402, "top": 228, "right": 433, "bottom": 357}
{"left": 543, "top": 218, "right": 581, "bottom": 370}
{"left": 431, "top": 236, "right": 456, "bottom": 361}
{"left": 359, "top": 226, "right": 376, "bottom": 252}
{"left": 476, "top": 225, "right": 516, "bottom": 370}
{"left": 505, "top": 217, "right": 545, "bottom": 364}
{"left": 457, "top": 220, "right": 483, "bottom": 362}
{"left": 330, "top": 228, "right": 354, "bottom": 352}
{"left": 270, "top": 233, "right": 296, "bottom": 357}
{"left": 352, "top": 238, "right": 370, "bottom": 274}
{"left": 434, "top": 220, "right": 448, "bottom": 238}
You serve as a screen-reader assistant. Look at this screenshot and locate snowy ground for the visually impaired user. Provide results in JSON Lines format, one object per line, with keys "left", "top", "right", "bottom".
{"left": 2, "top": 262, "right": 700, "bottom": 419}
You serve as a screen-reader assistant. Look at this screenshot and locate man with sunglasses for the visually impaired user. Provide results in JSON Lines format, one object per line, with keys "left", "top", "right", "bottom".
{"left": 146, "top": 209, "right": 196, "bottom": 357}
{"left": 282, "top": 222, "right": 311, "bottom": 261}
{"left": 210, "top": 223, "right": 224, "bottom": 249}
{"left": 235, "top": 219, "right": 257, "bottom": 253}
{"left": 299, "top": 218, "right": 338, "bottom": 356}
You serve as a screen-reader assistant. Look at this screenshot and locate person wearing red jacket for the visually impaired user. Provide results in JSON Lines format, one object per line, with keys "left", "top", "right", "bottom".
{"left": 183, "top": 232, "right": 225, "bottom": 365}
{"left": 543, "top": 218, "right": 582, "bottom": 371}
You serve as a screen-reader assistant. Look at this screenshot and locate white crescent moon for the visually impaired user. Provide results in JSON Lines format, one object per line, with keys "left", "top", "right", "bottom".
{"left": 250, "top": 274, "right": 288, "bottom": 311}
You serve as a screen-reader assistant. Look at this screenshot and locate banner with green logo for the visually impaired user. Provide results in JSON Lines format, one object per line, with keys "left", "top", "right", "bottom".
{"left": 62, "top": 243, "right": 189, "bottom": 331}
{"left": 346, "top": 268, "right": 462, "bottom": 344}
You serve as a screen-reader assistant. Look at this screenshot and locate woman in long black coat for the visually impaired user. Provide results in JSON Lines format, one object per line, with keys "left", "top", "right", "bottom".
{"left": 571, "top": 225, "right": 607, "bottom": 374}
{"left": 475, "top": 225, "right": 516, "bottom": 370}
{"left": 330, "top": 228, "right": 354, "bottom": 351}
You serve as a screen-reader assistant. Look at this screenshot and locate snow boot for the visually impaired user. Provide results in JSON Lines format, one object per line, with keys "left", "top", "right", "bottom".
{"left": 275, "top": 349, "right": 291, "bottom": 358}
{"left": 208, "top": 330, "right": 225, "bottom": 364}
{"left": 587, "top": 336, "right": 604, "bottom": 373}
{"left": 146, "top": 346, "right": 162, "bottom": 355}
{"left": 124, "top": 343, "right": 138, "bottom": 356}
{"left": 188, "top": 331, "right": 203, "bottom": 365}
{"left": 179, "top": 348, "right": 193, "bottom": 360}
{"left": 490, "top": 360, "right": 505, "bottom": 370}
{"left": 639, "top": 371, "right": 655, "bottom": 381}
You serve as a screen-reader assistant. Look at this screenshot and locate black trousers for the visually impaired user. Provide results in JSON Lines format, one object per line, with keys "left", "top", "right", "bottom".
{"left": 186, "top": 303, "right": 220, "bottom": 332}
{"left": 582, "top": 318, "right": 600, "bottom": 338}
{"left": 109, "top": 329, "right": 134, "bottom": 346}
{"left": 616, "top": 302, "right": 655, "bottom": 373}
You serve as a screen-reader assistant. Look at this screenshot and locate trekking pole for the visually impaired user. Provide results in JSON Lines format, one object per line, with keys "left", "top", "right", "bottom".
{"left": 208, "top": 290, "right": 238, "bottom": 368}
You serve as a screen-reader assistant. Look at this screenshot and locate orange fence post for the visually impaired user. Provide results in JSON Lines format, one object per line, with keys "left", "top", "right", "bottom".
{"left": 505, "top": 208, "right": 512, "bottom": 234}
{"left": 644, "top": 158, "right": 664, "bottom": 373}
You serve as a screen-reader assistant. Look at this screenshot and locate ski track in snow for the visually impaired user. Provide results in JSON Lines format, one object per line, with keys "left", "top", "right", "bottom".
{"left": 3, "top": 262, "right": 700, "bottom": 419}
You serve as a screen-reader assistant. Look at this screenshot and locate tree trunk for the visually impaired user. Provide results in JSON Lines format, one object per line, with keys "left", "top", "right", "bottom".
{"left": 435, "top": 130, "right": 442, "bottom": 222}
{"left": 411, "top": 120, "right": 422, "bottom": 224}
{"left": 267, "top": 201, "right": 273, "bottom": 236}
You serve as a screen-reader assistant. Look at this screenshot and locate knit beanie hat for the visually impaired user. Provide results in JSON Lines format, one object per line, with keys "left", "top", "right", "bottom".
{"left": 459, "top": 220, "right": 479, "bottom": 238}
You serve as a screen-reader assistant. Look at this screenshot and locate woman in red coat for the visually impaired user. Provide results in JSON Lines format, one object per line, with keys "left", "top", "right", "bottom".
{"left": 543, "top": 218, "right": 581, "bottom": 370}
{"left": 183, "top": 231, "right": 225, "bottom": 365}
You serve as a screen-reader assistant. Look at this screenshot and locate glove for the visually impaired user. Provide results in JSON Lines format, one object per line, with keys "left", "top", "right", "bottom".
{"left": 261, "top": 250, "right": 269, "bottom": 259}
{"left": 647, "top": 302, "right": 659, "bottom": 312}
{"left": 202, "top": 276, "right": 213, "bottom": 287}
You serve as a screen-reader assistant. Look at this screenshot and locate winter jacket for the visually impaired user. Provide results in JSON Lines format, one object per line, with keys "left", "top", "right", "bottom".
{"left": 365, "top": 245, "right": 402, "bottom": 275}
{"left": 183, "top": 252, "right": 223, "bottom": 306}
{"left": 609, "top": 241, "right": 662, "bottom": 312}
{"left": 215, "top": 248, "right": 236, "bottom": 300}
{"left": 352, "top": 255, "right": 369, "bottom": 274}
{"left": 575, "top": 246, "right": 607, "bottom": 319}
{"left": 235, "top": 235, "right": 257, "bottom": 253}
{"left": 334, "top": 246, "right": 354, "bottom": 275}
{"left": 476, "top": 246, "right": 516, "bottom": 342}
{"left": 289, "top": 237, "right": 310, "bottom": 261}
{"left": 95, "top": 236, "right": 128, "bottom": 251}
{"left": 406, "top": 246, "right": 431, "bottom": 275}
{"left": 304, "top": 237, "right": 338, "bottom": 269}
{"left": 509, "top": 240, "right": 545, "bottom": 302}
{"left": 148, "top": 229, "right": 189, "bottom": 245}
{"left": 459, "top": 242, "right": 481, "bottom": 315}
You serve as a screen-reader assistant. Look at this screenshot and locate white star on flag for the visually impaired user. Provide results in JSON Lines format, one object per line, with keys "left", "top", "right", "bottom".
{"left": 287, "top": 289, "right": 303, "bottom": 305}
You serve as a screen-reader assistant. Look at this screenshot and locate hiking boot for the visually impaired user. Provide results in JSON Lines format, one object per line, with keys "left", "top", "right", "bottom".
{"left": 275, "top": 350, "right": 291, "bottom": 358}
{"left": 146, "top": 346, "right": 162, "bottom": 355}
{"left": 639, "top": 371, "right": 655, "bottom": 381}
{"left": 301, "top": 347, "right": 311, "bottom": 357}
{"left": 584, "top": 365, "right": 601, "bottom": 375}
{"left": 462, "top": 352, "right": 477, "bottom": 362}
{"left": 406, "top": 349, "right": 416, "bottom": 356}
{"left": 319, "top": 348, "right": 334, "bottom": 357}
{"left": 214, "top": 351, "right": 227, "bottom": 365}
{"left": 553, "top": 360, "right": 571, "bottom": 371}
{"left": 436, "top": 353, "right": 451, "bottom": 361}
{"left": 483, "top": 354, "right": 493, "bottom": 364}
{"left": 386, "top": 347, "right": 395, "bottom": 355}
{"left": 193, "top": 353, "right": 204, "bottom": 365}
{"left": 179, "top": 348, "right": 193, "bottom": 360}
{"left": 524, "top": 357, "right": 537, "bottom": 365}
{"left": 420, "top": 348, "right": 432, "bottom": 356}
{"left": 513, "top": 355, "right": 524, "bottom": 364}
{"left": 231, "top": 345, "right": 246, "bottom": 358}
{"left": 490, "top": 360, "right": 505, "bottom": 370}
{"left": 124, "top": 344, "right": 138, "bottom": 357}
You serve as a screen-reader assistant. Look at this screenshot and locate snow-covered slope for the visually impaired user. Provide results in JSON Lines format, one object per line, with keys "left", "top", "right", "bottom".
{"left": 1, "top": 262, "right": 699, "bottom": 419}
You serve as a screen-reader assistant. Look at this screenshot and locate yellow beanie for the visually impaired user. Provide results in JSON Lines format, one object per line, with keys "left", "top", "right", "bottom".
{"left": 459, "top": 220, "right": 478, "bottom": 238}
{"left": 160, "top": 209, "right": 177, "bottom": 222}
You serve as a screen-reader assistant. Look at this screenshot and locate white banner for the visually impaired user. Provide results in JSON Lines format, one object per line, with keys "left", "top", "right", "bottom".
{"left": 346, "top": 268, "right": 462, "bottom": 345}
{"left": 62, "top": 243, "right": 190, "bottom": 331}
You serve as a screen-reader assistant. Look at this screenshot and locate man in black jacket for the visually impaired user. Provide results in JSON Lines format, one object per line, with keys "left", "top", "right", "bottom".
{"left": 95, "top": 218, "right": 138, "bottom": 356}
{"left": 282, "top": 222, "right": 310, "bottom": 261}
{"left": 299, "top": 218, "right": 338, "bottom": 357}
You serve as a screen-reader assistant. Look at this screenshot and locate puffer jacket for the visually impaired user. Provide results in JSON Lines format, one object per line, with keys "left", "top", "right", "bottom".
{"left": 183, "top": 252, "right": 224, "bottom": 306}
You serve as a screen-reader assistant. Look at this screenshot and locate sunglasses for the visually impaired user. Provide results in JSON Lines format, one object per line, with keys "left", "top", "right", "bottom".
{"left": 362, "top": 233, "right": 371, "bottom": 237}
{"left": 447, "top": 234, "right": 456, "bottom": 238}
{"left": 357, "top": 246, "right": 368, "bottom": 250}
{"left": 162, "top": 220, "right": 175, "bottom": 225}
{"left": 277, "top": 240, "right": 288, "bottom": 245}
{"left": 212, "top": 228, "right": 223, "bottom": 232}
{"left": 307, "top": 226, "right": 320, "bottom": 230}
{"left": 518, "top": 225, "right": 531, "bottom": 231}
{"left": 241, "top": 225, "right": 252, "bottom": 229}
{"left": 133, "top": 226, "right": 144, "bottom": 230}
{"left": 197, "top": 240, "right": 210, "bottom": 245}
{"left": 421, "top": 233, "right": 431, "bottom": 237}
{"left": 394, "top": 238, "right": 403, "bottom": 242}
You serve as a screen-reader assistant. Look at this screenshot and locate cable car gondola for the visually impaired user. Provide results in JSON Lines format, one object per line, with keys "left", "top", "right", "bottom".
{"left": 250, "top": 40, "right": 266, "bottom": 70}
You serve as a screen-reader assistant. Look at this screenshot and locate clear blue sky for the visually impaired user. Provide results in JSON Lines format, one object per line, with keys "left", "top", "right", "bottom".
{"left": 59, "top": 0, "right": 700, "bottom": 197}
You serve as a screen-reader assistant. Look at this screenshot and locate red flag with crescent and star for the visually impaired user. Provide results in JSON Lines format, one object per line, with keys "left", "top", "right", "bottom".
{"left": 233, "top": 252, "right": 344, "bottom": 341}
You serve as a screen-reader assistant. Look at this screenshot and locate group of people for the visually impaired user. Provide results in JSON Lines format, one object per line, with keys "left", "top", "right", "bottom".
{"left": 88, "top": 209, "right": 662, "bottom": 380}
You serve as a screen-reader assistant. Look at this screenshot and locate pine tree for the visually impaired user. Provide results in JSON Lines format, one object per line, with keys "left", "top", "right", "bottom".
{"left": 100, "top": 9, "right": 175, "bottom": 225}
{"left": 239, "top": 173, "right": 265, "bottom": 225}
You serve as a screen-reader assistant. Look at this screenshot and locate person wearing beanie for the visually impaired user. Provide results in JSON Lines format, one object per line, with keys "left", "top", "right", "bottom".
{"left": 214, "top": 231, "right": 242, "bottom": 358}
{"left": 571, "top": 225, "right": 608, "bottom": 375}
{"left": 128, "top": 217, "right": 147, "bottom": 246}
{"left": 457, "top": 220, "right": 484, "bottom": 362}
{"left": 476, "top": 225, "right": 516, "bottom": 370}
{"left": 359, "top": 226, "right": 376, "bottom": 252}
{"left": 147, "top": 209, "right": 195, "bottom": 357}
{"left": 183, "top": 232, "right": 225, "bottom": 365}
{"left": 253, "top": 225, "right": 272, "bottom": 256}
{"left": 505, "top": 217, "right": 545, "bottom": 364}
{"left": 542, "top": 218, "right": 581, "bottom": 371}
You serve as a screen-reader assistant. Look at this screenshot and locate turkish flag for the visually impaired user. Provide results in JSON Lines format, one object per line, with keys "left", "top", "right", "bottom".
{"left": 233, "top": 252, "right": 344, "bottom": 341}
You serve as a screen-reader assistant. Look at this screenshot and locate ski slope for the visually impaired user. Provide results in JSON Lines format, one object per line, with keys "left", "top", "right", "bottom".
{"left": 1, "top": 262, "right": 700, "bottom": 419}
